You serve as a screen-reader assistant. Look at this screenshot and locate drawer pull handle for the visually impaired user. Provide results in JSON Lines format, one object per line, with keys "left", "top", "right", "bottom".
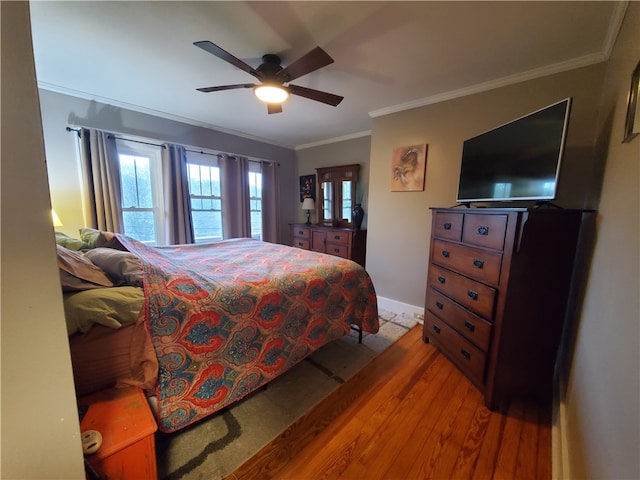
{"left": 473, "top": 259, "right": 484, "bottom": 269}
{"left": 298, "top": 230, "right": 304, "bottom": 235}
{"left": 334, "top": 235, "right": 340, "bottom": 240}
{"left": 437, "top": 276, "right": 446, "bottom": 284}
{"left": 297, "top": 242, "right": 304, "bottom": 247}
{"left": 477, "top": 226, "right": 489, "bottom": 235}
{"left": 464, "top": 320, "right": 475, "bottom": 332}
{"left": 442, "top": 250, "right": 450, "bottom": 258}
{"left": 433, "top": 325, "right": 441, "bottom": 334}
{"left": 333, "top": 248, "right": 340, "bottom": 253}
{"left": 443, "top": 222, "right": 452, "bottom": 230}
{"left": 435, "top": 301, "right": 444, "bottom": 310}
{"left": 461, "top": 349, "right": 471, "bottom": 360}
{"left": 468, "top": 290, "right": 478, "bottom": 301}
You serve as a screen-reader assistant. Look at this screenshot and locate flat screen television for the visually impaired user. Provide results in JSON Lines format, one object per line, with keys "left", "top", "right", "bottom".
{"left": 456, "top": 98, "right": 571, "bottom": 203}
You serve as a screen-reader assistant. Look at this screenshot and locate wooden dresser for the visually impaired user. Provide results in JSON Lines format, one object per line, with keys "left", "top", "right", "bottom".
{"left": 290, "top": 224, "right": 367, "bottom": 267}
{"left": 423, "top": 207, "right": 589, "bottom": 409}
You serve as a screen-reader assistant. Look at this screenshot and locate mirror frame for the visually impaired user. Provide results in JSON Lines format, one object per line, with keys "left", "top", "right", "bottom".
{"left": 316, "top": 164, "right": 360, "bottom": 227}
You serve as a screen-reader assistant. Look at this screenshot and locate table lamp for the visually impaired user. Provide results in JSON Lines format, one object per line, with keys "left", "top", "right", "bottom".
{"left": 301, "top": 198, "right": 315, "bottom": 225}
{"left": 51, "top": 209, "right": 63, "bottom": 227}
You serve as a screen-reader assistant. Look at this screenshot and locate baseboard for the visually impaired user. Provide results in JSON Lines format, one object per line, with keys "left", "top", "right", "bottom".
{"left": 377, "top": 296, "right": 424, "bottom": 323}
{"left": 552, "top": 370, "right": 571, "bottom": 480}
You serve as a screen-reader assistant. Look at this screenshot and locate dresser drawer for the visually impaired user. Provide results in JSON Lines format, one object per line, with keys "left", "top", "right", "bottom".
{"left": 424, "top": 311, "right": 486, "bottom": 385}
{"left": 431, "top": 239, "right": 503, "bottom": 286}
{"left": 325, "top": 230, "right": 350, "bottom": 245}
{"left": 426, "top": 288, "right": 492, "bottom": 351}
{"left": 428, "top": 263, "right": 496, "bottom": 319}
{"left": 433, "top": 211, "right": 463, "bottom": 241}
{"left": 462, "top": 214, "right": 508, "bottom": 250}
{"left": 325, "top": 242, "right": 348, "bottom": 258}
{"left": 293, "top": 238, "right": 310, "bottom": 249}
{"left": 292, "top": 226, "right": 310, "bottom": 239}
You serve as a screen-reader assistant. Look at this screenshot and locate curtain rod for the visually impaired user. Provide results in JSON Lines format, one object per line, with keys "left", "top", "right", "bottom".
{"left": 65, "top": 126, "right": 275, "bottom": 165}
{"left": 65, "top": 126, "right": 82, "bottom": 138}
{"left": 67, "top": 126, "right": 224, "bottom": 158}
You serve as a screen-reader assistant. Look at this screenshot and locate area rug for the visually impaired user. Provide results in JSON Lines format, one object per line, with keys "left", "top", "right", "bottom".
{"left": 155, "top": 309, "right": 419, "bottom": 480}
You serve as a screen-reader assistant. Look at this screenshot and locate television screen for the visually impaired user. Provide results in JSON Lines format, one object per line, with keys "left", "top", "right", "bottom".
{"left": 456, "top": 98, "right": 571, "bottom": 203}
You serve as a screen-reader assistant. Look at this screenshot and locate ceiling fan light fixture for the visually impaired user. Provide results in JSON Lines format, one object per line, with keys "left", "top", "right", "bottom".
{"left": 254, "top": 85, "right": 289, "bottom": 104}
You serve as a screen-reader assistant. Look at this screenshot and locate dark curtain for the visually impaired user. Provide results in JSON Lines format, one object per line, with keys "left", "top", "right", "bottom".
{"left": 260, "top": 161, "right": 280, "bottom": 243}
{"left": 162, "top": 143, "right": 194, "bottom": 244}
{"left": 219, "top": 154, "right": 251, "bottom": 239}
{"left": 79, "top": 128, "right": 123, "bottom": 232}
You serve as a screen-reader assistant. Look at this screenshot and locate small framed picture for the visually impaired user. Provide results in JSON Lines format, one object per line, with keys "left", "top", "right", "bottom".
{"left": 623, "top": 60, "right": 640, "bottom": 143}
{"left": 299, "top": 174, "right": 316, "bottom": 202}
{"left": 391, "top": 144, "right": 428, "bottom": 192}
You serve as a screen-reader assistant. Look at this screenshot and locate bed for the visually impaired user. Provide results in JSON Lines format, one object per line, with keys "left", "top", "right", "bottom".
{"left": 59, "top": 230, "right": 379, "bottom": 433}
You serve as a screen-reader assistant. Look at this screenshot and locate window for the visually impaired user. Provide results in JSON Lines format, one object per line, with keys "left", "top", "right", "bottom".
{"left": 117, "top": 141, "right": 164, "bottom": 245}
{"left": 187, "top": 160, "right": 223, "bottom": 243}
{"left": 248, "top": 163, "right": 262, "bottom": 240}
{"left": 115, "top": 136, "right": 266, "bottom": 245}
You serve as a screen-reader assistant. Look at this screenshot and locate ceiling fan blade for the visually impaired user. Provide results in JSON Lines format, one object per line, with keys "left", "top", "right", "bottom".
{"left": 276, "top": 47, "right": 334, "bottom": 83}
{"left": 194, "top": 41, "right": 262, "bottom": 80}
{"left": 288, "top": 84, "right": 344, "bottom": 107}
{"left": 267, "top": 103, "right": 283, "bottom": 115}
{"left": 196, "top": 83, "right": 255, "bottom": 93}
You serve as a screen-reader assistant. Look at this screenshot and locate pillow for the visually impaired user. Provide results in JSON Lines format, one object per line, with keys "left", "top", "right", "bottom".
{"left": 79, "top": 227, "right": 125, "bottom": 250}
{"left": 56, "top": 245, "right": 114, "bottom": 292}
{"left": 55, "top": 231, "right": 89, "bottom": 251}
{"left": 63, "top": 286, "right": 144, "bottom": 335}
{"left": 85, "top": 248, "right": 143, "bottom": 287}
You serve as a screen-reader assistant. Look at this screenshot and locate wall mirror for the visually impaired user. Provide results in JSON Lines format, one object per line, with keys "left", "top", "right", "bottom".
{"left": 316, "top": 164, "right": 359, "bottom": 227}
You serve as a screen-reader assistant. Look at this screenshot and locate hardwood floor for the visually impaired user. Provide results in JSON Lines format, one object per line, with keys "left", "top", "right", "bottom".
{"left": 227, "top": 325, "right": 551, "bottom": 480}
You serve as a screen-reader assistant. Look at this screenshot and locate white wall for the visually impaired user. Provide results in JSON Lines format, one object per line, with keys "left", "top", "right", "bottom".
{"left": 563, "top": 3, "right": 639, "bottom": 478}
{"left": 1, "top": 3, "right": 85, "bottom": 478}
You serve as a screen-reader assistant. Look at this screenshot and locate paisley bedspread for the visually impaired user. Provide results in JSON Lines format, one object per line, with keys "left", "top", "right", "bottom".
{"left": 116, "top": 235, "right": 379, "bottom": 433}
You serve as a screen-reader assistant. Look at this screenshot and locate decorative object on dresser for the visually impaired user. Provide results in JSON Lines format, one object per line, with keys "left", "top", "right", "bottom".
{"left": 301, "top": 197, "right": 315, "bottom": 225}
{"left": 423, "top": 207, "right": 592, "bottom": 410}
{"left": 290, "top": 223, "right": 367, "bottom": 267}
{"left": 352, "top": 204, "right": 365, "bottom": 229}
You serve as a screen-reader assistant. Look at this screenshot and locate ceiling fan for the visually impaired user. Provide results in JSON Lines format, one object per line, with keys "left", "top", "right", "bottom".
{"left": 194, "top": 40, "right": 344, "bottom": 114}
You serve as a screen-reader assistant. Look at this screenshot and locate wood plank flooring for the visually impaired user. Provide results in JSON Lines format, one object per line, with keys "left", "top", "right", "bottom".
{"left": 227, "top": 325, "right": 551, "bottom": 480}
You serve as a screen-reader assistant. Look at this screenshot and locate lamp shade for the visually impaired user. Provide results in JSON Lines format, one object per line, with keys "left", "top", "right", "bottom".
{"left": 51, "top": 209, "right": 63, "bottom": 227}
{"left": 301, "top": 198, "right": 315, "bottom": 210}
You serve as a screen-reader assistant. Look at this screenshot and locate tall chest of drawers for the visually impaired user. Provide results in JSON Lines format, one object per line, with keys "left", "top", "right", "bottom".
{"left": 423, "top": 207, "right": 589, "bottom": 409}
{"left": 290, "top": 224, "right": 367, "bottom": 267}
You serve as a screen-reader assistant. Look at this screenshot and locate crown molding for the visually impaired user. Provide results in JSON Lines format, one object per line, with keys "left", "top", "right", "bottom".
{"left": 295, "top": 130, "right": 372, "bottom": 150}
{"left": 602, "top": 1, "right": 629, "bottom": 59}
{"left": 370, "top": 52, "right": 607, "bottom": 119}
{"left": 369, "top": 2, "right": 627, "bottom": 119}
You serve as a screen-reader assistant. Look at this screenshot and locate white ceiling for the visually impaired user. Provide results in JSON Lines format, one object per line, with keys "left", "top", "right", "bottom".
{"left": 29, "top": 1, "right": 625, "bottom": 150}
